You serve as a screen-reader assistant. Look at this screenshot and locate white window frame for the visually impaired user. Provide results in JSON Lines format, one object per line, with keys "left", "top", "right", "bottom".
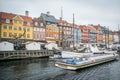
{"left": 6, "top": 19, "right": 10, "bottom": 23}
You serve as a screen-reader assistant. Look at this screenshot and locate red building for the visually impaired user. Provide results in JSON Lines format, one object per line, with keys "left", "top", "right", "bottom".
{"left": 80, "top": 25, "right": 89, "bottom": 43}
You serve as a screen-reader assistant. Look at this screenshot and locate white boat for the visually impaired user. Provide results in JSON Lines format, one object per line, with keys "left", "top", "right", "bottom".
{"left": 55, "top": 53, "right": 119, "bottom": 70}
{"left": 61, "top": 51, "right": 93, "bottom": 58}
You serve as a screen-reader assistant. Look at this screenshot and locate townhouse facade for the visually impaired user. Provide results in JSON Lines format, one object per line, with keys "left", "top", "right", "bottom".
{"left": 113, "top": 31, "right": 119, "bottom": 43}
{"left": 0, "top": 11, "right": 116, "bottom": 49}
{"left": 57, "top": 19, "right": 73, "bottom": 48}
{"left": 33, "top": 18, "right": 46, "bottom": 42}
{"left": 87, "top": 24, "right": 97, "bottom": 43}
{"left": 39, "top": 12, "right": 59, "bottom": 45}
{"left": 73, "top": 25, "right": 81, "bottom": 47}
{"left": 80, "top": 25, "right": 89, "bottom": 43}
{"left": 93, "top": 25, "right": 103, "bottom": 43}
{"left": 0, "top": 12, "right": 33, "bottom": 42}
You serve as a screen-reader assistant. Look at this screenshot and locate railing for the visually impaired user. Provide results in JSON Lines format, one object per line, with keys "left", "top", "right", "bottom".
{"left": 0, "top": 50, "right": 54, "bottom": 60}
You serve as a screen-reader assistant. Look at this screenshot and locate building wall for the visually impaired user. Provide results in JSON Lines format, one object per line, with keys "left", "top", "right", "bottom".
{"left": 46, "top": 24, "right": 59, "bottom": 43}
{"left": 0, "top": 13, "right": 33, "bottom": 41}
{"left": 33, "top": 19, "right": 45, "bottom": 41}
{"left": 81, "top": 26, "right": 89, "bottom": 43}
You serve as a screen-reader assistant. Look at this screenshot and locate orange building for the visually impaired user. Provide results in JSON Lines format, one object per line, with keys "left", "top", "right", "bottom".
{"left": 39, "top": 12, "right": 59, "bottom": 44}
{"left": 93, "top": 24, "right": 103, "bottom": 43}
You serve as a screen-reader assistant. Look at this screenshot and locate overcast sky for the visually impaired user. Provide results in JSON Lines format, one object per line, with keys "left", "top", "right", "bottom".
{"left": 0, "top": 0, "right": 120, "bottom": 31}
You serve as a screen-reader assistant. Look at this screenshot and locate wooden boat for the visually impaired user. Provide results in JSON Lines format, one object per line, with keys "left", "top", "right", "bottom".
{"left": 55, "top": 53, "right": 119, "bottom": 70}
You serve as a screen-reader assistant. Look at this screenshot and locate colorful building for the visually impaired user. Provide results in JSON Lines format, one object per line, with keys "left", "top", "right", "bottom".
{"left": 93, "top": 24, "right": 103, "bottom": 43}
{"left": 73, "top": 24, "right": 81, "bottom": 47}
{"left": 33, "top": 18, "right": 45, "bottom": 42}
{"left": 80, "top": 25, "right": 89, "bottom": 43}
{"left": 113, "top": 31, "right": 119, "bottom": 43}
{"left": 40, "top": 12, "right": 59, "bottom": 44}
{"left": 57, "top": 19, "right": 73, "bottom": 48}
{"left": 0, "top": 12, "right": 33, "bottom": 42}
{"left": 87, "top": 24, "right": 97, "bottom": 43}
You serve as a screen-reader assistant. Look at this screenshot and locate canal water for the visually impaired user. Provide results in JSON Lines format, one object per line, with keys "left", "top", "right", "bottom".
{"left": 0, "top": 56, "right": 120, "bottom": 80}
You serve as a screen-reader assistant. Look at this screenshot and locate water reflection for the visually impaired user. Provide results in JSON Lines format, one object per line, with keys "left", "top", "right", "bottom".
{"left": 0, "top": 57, "right": 120, "bottom": 80}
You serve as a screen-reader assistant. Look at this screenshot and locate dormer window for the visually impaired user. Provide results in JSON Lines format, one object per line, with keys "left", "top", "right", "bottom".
{"left": 34, "top": 22, "right": 38, "bottom": 26}
{"left": 27, "top": 22, "right": 30, "bottom": 26}
{"left": 47, "top": 22, "right": 50, "bottom": 25}
{"left": 6, "top": 19, "right": 10, "bottom": 23}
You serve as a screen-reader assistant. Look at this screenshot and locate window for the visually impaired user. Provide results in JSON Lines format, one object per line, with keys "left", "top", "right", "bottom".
{"left": 34, "top": 22, "right": 38, "bottom": 26}
{"left": 6, "top": 19, "right": 10, "bottom": 23}
{"left": 3, "top": 25, "right": 7, "bottom": 29}
{"left": 34, "top": 27, "right": 36, "bottom": 31}
{"left": 27, "top": 34, "right": 30, "bottom": 38}
{"left": 14, "top": 26, "right": 17, "bottom": 30}
{"left": 27, "top": 22, "right": 30, "bottom": 26}
{"left": 9, "top": 33, "right": 12, "bottom": 37}
{"left": 40, "top": 23, "right": 43, "bottom": 26}
{"left": 14, "top": 33, "right": 17, "bottom": 37}
{"left": 19, "top": 33, "right": 22, "bottom": 37}
{"left": 19, "top": 27, "right": 22, "bottom": 30}
{"left": 9, "top": 26, "right": 12, "bottom": 30}
{"left": 24, "top": 34, "right": 26, "bottom": 38}
{"left": 3, "top": 32, "right": 7, "bottom": 37}
{"left": 47, "top": 22, "right": 50, "bottom": 25}
{"left": 39, "top": 34, "right": 41, "bottom": 38}
{"left": 14, "top": 20, "right": 17, "bottom": 23}
{"left": 27, "top": 28, "right": 30, "bottom": 31}
{"left": 37, "top": 34, "right": 39, "bottom": 38}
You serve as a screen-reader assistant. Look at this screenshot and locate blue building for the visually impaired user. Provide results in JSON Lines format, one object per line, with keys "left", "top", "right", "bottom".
{"left": 73, "top": 25, "right": 81, "bottom": 47}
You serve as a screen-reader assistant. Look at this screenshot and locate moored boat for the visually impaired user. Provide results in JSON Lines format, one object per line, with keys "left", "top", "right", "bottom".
{"left": 55, "top": 53, "right": 119, "bottom": 70}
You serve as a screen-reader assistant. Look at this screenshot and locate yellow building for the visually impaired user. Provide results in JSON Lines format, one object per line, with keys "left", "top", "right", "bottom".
{"left": 0, "top": 12, "right": 33, "bottom": 41}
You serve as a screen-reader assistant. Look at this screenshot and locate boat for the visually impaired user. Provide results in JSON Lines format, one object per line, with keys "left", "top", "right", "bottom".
{"left": 55, "top": 53, "right": 119, "bottom": 70}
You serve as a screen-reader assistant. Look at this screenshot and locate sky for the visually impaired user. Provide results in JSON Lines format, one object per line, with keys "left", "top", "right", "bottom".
{"left": 0, "top": 0, "right": 120, "bottom": 31}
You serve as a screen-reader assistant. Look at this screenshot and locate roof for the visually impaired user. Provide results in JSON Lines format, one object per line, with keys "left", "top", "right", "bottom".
{"left": 57, "top": 19, "right": 68, "bottom": 23}
{"left": 41, "top": 13, "right": 57, "bottom": 23}
{"left": 87, "top": 25, "right": 96, "bottom": 30}
{"left": 0, "top": 12, "right": 33, "bottom": 23}
{"left": 80, "top": 25, "right": 88, "bottom": 30}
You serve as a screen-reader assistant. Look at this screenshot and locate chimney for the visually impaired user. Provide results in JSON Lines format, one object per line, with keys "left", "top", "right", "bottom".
{"left": 60, "top": 17, "right": 62, "bottom": 20}
{"left": 25, "top": 11, "right": 29, "bottom": 16}
{"left": 47, "top": 11, "right": 50, "bottom": 15}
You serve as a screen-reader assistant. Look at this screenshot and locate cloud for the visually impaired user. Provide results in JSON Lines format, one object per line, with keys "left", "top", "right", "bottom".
{"left": 0, "top": 0, "right": 120, "bottom": 30}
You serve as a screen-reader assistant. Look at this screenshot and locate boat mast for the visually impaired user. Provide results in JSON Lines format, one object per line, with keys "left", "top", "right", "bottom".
{"left": 61, "top": 7, "right": 64, "bottom": 49}
{"left": 73, "top": 13, "right": 75, "bottom": 48}
{"left": 104, "top": 26, "right": 107, "bottom": 49}
{"left": 108, "top": 26, "right": 109, "bottom": 48}
{"left": 118, "top": 24, "right": 120, "bottom": 44}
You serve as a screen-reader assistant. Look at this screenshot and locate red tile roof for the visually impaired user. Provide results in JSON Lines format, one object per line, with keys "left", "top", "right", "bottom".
{"left": 0, "top": 12, "right": 32, "bottom": 23}
{"left": 57, "top": 19, "right": 68, "bottom": 23}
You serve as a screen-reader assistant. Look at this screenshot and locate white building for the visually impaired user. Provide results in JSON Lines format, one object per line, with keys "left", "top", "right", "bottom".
{"left": 26, "top": 42, "right": 41, "bottom": 50}
{"left": 0, "top": 41, "right": 14, "bottom": 51}
{"left": 113, "top": 32, "right": 119, "bottom": 43}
